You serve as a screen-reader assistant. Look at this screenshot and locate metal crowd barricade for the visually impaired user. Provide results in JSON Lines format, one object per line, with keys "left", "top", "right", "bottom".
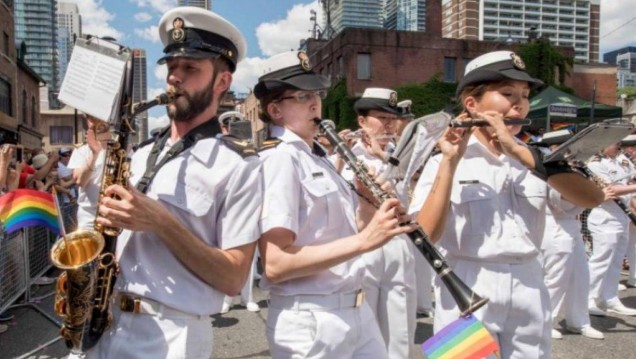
{"left": 0, "top": 199, "right": 78, "bottom": 358}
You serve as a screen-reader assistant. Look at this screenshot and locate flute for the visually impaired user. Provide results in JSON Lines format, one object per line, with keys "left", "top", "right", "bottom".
{"left": 316, "top": 118, "right": 488, "bottom": 316}
{"left": 449, "top": 118, "right": 532, "bottom": 128}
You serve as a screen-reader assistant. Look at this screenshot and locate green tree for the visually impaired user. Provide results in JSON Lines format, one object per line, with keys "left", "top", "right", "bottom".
{"left": 322, "top": 78, "right": 358, "bottom": 130}
{"left": 618, "top": 86, "right": 636, "bottom": 100}
{"left": 517, "top": 38, "right": 573, "bottom": 91}
{"left": 395, "top": 74, "right": 458, "bottom": 116}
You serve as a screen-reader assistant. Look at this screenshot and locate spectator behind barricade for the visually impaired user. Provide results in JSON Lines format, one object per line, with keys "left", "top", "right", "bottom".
{"left": 55, "top": 147, "right": 77, "bottom": 203}
{"left": 0, "top": 144, "right": 14, "bottom": 194}
{"left": 19, "top": 152, "right": 59, "bottom": 189}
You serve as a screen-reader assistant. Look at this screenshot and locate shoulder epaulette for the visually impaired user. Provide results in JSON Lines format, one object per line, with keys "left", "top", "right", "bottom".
{"left": 589, "top": 154, "right": 603, "bottom": 162}
{"left": 220, "top": 135, "right": 257, "bottom": 158}
{"left": 258, "top": 138, "right": 282, "bottom": 152}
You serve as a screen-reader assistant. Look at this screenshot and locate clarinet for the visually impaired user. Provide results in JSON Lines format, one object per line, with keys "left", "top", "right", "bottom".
{"left": 576, "top": 163, "right": 636, "bottom": 226}
{"left": 317, "top": 119, "right": 488, "bottom": 316}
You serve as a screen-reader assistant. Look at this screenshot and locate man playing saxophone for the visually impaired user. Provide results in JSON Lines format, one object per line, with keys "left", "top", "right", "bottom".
{"left": 80, "top": 7, "right": 262, "bottom": 359}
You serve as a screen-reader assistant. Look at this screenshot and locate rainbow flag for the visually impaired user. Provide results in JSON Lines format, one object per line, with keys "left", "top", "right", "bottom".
{"left": 551, "top": 122, "right": 576, "bottom": 132}
{"left": 517, "top": 131, "right": 532, "bottom": 143}
{"left": 422, "top": 315, "right": 499, "bottom": 359}
{"left": 0, "top": 189, "right": 61, "bottom": 236}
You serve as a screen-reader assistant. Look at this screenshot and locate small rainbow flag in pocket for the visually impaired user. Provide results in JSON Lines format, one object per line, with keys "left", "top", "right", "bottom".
{"left": 0, "top": 189, "right": 60, "bottom": 236}
{"left": 422, "top": 315, "right": 499, "bottom": 359}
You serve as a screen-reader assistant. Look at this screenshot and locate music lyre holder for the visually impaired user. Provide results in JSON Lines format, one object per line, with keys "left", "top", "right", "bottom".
{"left": 544, "top": 120, "right": 635, "bottom": 164}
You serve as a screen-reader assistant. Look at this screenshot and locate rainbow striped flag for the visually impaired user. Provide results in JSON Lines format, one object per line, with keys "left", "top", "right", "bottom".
{"left": 517, "top": 131, "right": 532, "bottom": 143}
{"left": 422, "top": 315, "right": 499, "bottom": 359}
{"left": 551, "top": 122, "right": 576, "bottom": 132}
{"left": 0, "top": 189, "right": 61, "bottom": 236}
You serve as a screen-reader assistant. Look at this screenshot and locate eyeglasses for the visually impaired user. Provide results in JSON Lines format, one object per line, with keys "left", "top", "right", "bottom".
{"left": 276, "top": 90, "right": 327, "bottom": 104}
{"left": 367, "top": 115, "right": 400, "bottom": 122}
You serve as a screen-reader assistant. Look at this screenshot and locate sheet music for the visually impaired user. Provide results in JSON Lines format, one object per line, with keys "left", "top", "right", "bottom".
{"left": 58, "top": 37, "right": 130, "bottom": 122}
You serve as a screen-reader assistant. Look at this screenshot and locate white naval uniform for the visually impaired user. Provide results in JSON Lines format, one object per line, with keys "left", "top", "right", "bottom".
{"left": 409, "top": 136, "right": 551, "bottom": 359}
{"left": 628, "top": 224, "right": 636, "bottom": 285}
{"left": 67, "top": 145, "right": 106, "bottom": 230}
{"left": 259, "top": 126, "right": 387, "bottom": 359}
{"left": 587, "top": 154, "right": 635, "bottom": 308}
{"left": 83, "top": 135, "right": 263, "bottom": 359}
{"left": 342, "top": 141, "right": 418, "bottom": 358}
{"left": 541, "top": 187, "right": 591, "bottom": 329}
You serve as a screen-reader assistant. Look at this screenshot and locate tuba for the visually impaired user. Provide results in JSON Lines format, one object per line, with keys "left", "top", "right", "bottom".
{"left": 50, "top": 43, "right": 173, "bottom": 353}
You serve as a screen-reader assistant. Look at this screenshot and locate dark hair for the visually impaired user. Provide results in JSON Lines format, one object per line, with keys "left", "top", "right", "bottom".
{"left": 458, "top": 80, "right": 514, "bottom": 112}
{"left": 356, "top": 109, "right": 370, "bottom": 117}
{"left": 257, "top": 88, "right": 287, "bottom": 124}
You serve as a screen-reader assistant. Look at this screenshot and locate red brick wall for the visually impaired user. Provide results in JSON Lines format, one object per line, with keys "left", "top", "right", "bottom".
{"left": 0, "top": 2, "right": 17, "bottom": 129}
{"left": 16, "top": 64, "right": 41, "bottom": 130}
{"left": 571, "top": 64, "right": 617, "bottom": 107}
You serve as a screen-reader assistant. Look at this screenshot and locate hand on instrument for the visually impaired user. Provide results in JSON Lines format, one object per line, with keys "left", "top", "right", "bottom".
{"left": 439, "top": 114, "right": 472, "bottom": 164}
{"left": 358, "top": 198, "right": 417, "bottom": 252}
{"left": 603, "top": 185, "right": 618, "bottom": 201}
{"left": 96, "top": 183, "right": 171, "bottom": 233}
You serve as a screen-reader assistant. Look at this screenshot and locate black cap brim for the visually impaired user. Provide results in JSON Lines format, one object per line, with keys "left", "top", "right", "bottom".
{"left": 254, "top": 73, "right": 330, "bottom": 99}
{"left": 157, "top": 47, "right": 221, "bottom": 65}
{"left": 354, "top": 98, "right": 402, "bottom": 116}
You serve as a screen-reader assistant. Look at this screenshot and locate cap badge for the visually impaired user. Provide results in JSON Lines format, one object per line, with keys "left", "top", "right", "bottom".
{"left": 298, "top": 51, "right": 312, "bottom": 72}
{"left": 172, "top": 17, "right": 185, "bottom": 42}
{"left": 389, "top": 92, "right": 398, "bottom": 107}
{"left": 510, "top": 53, "right": 526, "bottom": 70}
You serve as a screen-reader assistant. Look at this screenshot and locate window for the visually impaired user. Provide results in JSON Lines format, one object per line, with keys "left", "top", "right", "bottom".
{"left": 357, "top": 53, "right": 371, "bottom": 80}
{"left": 0, "top": 78, "right": 11, "bottom": 116}
{"left": 443, "top": 57, "right": 457, "bottom": 83}
{"left": 50, "top": 126, "right": 73, "bottom": 144}
{"left": 22, "top": 90, "right": 27, "bottom": 124}
{"left": 3, "top": 32, "right": 8, "bottom": 56}
{"left": 31, "top": 96, "right": 36, "bottom": 127}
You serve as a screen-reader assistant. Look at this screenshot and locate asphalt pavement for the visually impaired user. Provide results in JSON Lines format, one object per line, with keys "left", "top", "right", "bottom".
{"left": 2, "top": 270, "right": 636, "bottom": 359}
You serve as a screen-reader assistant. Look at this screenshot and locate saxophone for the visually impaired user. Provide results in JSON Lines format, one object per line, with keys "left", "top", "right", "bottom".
{"left": 50, "top": 47, "right": 174, "bottom": 352}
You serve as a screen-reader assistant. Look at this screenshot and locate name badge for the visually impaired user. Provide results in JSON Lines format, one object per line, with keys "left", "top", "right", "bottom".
{"left": 312, "top": 172, "right": 324, "bottom": 178}
{"left": 459, "top": 180, "right": 479, "bottom": 184}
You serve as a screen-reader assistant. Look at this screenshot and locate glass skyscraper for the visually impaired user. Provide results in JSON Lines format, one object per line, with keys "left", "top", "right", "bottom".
{"left": 132, "top": 49, "right": 148, "bottom": 142}
{"left": 177, "top": 0, "right": 211, "bottom": 9}
{"left": 384, "top": 0, "right": 427, "bottom": 31}
{"left": 56, "top": 1, "right": 81, "bottom": 91}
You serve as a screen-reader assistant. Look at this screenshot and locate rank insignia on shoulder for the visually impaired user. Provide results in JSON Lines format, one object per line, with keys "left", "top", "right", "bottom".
{"left": 622, "top": 159, "right": 630, "bottom": 167}
{"left": 220, "top": 135, "right": 257, "bottom": 158}
{"left": 589, "top": 155, "right": 602, "bottom": 162}
{"left": 258, "top": 138, "right": 282, "bottom": 152}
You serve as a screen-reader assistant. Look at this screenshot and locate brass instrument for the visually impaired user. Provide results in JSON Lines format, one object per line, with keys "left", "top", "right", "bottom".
{"left": 50, "top": 43, "right": 174, "bottom": 352}
{"left": 316, "top": 118, "right": 488, "bottom": 316}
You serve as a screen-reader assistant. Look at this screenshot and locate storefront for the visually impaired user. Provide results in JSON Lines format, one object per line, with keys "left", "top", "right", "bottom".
{"left": 17, "top": 125, "right": 43, "bottom": 151}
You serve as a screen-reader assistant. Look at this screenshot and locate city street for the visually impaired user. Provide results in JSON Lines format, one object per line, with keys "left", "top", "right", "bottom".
{"left": 2, "top": 271, "right": 636, "bottom": 359}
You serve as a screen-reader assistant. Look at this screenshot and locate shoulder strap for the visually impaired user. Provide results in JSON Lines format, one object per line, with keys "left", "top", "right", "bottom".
{"left": 219, "top": 135, "right": 257, "bottom": 158}
{"left": 258, "top": 138, "right": 282, "bottom": 152}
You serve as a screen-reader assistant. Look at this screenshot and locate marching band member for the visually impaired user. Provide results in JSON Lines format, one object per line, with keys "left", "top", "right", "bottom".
{"left": 255, "top": 51, "right": 415, "bottom": 359}
{"left": 587, "top": 142, "right": 636, "bottom": 317}
{"left": 85, "top": 7, "right": 262, "bottom": 358}
{"left": 539, "top": 130, "right": 604, "bottom": 340}
{"left": 410, "top": 50, "right": 604, "bottom": 358}
{"left": 619, "top": 134, "right": 636, "bottom": 288}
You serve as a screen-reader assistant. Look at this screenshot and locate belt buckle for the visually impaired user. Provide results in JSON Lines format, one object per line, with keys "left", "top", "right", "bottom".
{"left": 354, "top": 290, "right": 365, "bottom": 308}
{"left": 120, "top": 295, "right": 142, "bottom": 314}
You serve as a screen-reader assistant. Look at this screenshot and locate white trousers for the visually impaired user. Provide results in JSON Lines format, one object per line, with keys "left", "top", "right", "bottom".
{"left": 362, "top": 236, "right": 417, "bottom": 359}
{"left": 434, "top": 258, "right": 551, "bottom": 359}
{"left": 588, "top": 212, "right": 629, "bottom": 306}
{"left": 411, "top": 240, "right": 433, "bottom": 312}
{"left": 266, "top": 298, "right": 387, "bottom": 359}
{"left": 628, "top": 224, "right": 636, "bottom": 284}
{"left": 83, "top": 304, "right": 213, "bottom": 359}
{"left": 542, "top": 222, "right": 591, "bottom": 328}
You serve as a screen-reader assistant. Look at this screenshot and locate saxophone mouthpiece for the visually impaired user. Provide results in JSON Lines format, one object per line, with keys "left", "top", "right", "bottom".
{"left": 157, "top": 92, "right": 175, "bottom": 105}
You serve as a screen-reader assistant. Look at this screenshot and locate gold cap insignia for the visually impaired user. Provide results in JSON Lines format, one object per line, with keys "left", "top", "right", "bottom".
{"left": 172, "top": 17, "right": 185, "bottom": 42}
{"left": 510, "top": 53, "right": 526, "bottom": 70}
{"left": 298, "top": 51, "right": 312, "bottom": 72}
{"left": 389, "top": 92, "right": 398, "bottom": 107}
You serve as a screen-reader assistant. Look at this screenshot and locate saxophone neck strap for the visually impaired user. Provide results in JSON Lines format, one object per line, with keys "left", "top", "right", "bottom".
{"left": 136, "top": 118, "right": 222, "bottom": 193}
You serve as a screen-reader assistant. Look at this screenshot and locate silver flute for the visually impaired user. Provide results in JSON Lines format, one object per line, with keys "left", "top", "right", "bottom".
{"left": 449, "top": 118, "right": 532, "bottom": 128}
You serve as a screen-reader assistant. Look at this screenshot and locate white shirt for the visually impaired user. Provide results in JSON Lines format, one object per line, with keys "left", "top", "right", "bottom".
{"left": 67, "top": 145, "right": 105, "bottom": 230}
{"left": 587, "top": 153, "right": 635, "bottom": 218}
{"left": 541, "top": 187, "right": 584, "bottom": 252}
{"left": 115, "top": 136, "right": 263, "bottom": 315}
{"left": 259, "top": 125, "right": 363, "bottom": 296}
{"left": 409, "top": 136, "right": 548, "bottom": 263}
{"left": 340, "top": 140, "right": 390, "bottom": 182}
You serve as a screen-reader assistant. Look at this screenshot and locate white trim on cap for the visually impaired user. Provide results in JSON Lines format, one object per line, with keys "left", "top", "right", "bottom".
{"left": 361, "top": 87, "right": 395, "bottom": 100}
{"left": 464, "top": 50, "right": 514, "bottom": 75}
{"left": 623, "top": 134, "right": 636, "bottom": 142}
{"left": 261, "top": 51, "right": 303, "bottom": 75}
{"left": 397, "top": 100, "right": 412, "bottom": 108}
{"left": 219, "top": 111, "right": 244, "bottom": 124}
{"left": 158, "top": 6, "right": 246, "bottom": 63}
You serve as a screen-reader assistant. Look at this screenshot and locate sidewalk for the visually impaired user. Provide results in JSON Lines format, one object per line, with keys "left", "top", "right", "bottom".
{"left": 2, "top": 274, "right": 636, "bottom": 359}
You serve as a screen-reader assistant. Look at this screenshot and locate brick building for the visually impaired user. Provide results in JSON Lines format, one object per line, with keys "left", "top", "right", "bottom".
{"left": 40, "top": 106, "right": 82, "bottom": 152}
{"left": 571, "top": 63, "right": 618, "bottom": 107}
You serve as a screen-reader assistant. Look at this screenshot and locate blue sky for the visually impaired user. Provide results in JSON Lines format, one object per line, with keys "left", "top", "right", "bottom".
{"left": 69, "top": 0, "right": 635, "bottom": 131}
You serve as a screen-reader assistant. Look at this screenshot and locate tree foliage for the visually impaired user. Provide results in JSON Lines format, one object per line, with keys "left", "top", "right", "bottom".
{"left": 322, "top": 78, "right": 358, "bottom": 130}
{"left": 394, "top": 74, "right": 458, "bottom": 116}
{"left": 618, "top": 86, "right": 636, "bottom": 100}
{"left": 517, "top": 38, "right": 573, "bottom": 90}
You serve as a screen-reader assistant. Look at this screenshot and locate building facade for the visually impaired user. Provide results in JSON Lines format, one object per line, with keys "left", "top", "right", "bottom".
{"left": 177, "top": 0, "right": 211, "bottom": 9}
{"left": 15, "top": 0, "right": 59, "bottom": 101}
{"left": 384, "top": 0, "right": 427, "bottom": 31}
{"left": 441, "top": 0, "right": 600, "bottom": 63}
{"left": 56, "top": 1, "right": 81, "bottom": 91}
{"left": 132, "top": 49, "right": 148, "bottom": 142}
{"left": 322, "top": 0, "right": 384, "bottom": 38}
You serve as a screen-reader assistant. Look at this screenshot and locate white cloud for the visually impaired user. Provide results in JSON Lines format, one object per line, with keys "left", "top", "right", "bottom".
{"left": 154, "top": 64, "right": 167, "bottom": 82}
{"left": 599, "top": 0, "right": 636, "bottom": 55}
{"left": 148, "top": 87, "right": 166, "bottom": 101}
{"left": 230, "top": 2, "right": 322, "bottom": 93}
{"left": 134, "top": 25, "right": 160, "bottom": 43}
{"left": 148, "top": 114, "right": 170, "bottom": 134}
{"left": 134, "top": 12, "right": 153, "bottom": 23}
{"left": 72, "top": 0, "right": 124, "bottom": 40}
{"left": 255, "top": 2, "right": 322, "bottom": 56}
{"left": 129, "top": 0, "right": 176, "bottom": 15}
